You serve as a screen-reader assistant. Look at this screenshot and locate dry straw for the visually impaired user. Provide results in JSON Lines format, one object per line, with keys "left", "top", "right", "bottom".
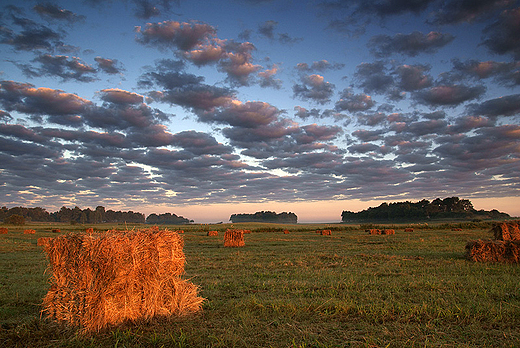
{"left": 382, "top": 229, "right": 395, "bottom": 235}
{"left": 492, "top": 221, "right": 520, "bottom": 241}
{"left": 24, "top": 229, "right": 36, "bottom": 234}
{"left": 0, "top": 227, "right": 8, "bottom": 234}
{"left": 367, "top": 229, "right": 381, "bottom": 235}
{"left": 283, "top": 229, "right": 290, "bottom": 234}
{"left": 466, "top": 239, "right": 520, "bottom": 263}
{"left": 39, "top": 227, "right": 203, "bottom": 331}
{"left": 224, "top": 229, "right": 245, "bottom": 247}
{"left": 207, "top": 230, "right": 218, "bottom": 236}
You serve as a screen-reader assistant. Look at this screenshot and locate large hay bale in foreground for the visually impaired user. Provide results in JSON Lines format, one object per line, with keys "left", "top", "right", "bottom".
{"left": 207, "top": 230, "right": 218, "bottom": 236}
{"left": 39, "top": 228, "right": 203, "bottom": 331}
{"left": 0, "top": 227, "right": 8, "bottom": 234}
{"left": 24, "top": 229, "right": 36, "bottom": 234}
{"left": 466, "top": 239, "right": 520, "bottom": 263}
{"left": 224, "top": 229, "right": 245, "bottom": 247}
{"left": 492, "top": 221, "right": 520, "bottom": 241}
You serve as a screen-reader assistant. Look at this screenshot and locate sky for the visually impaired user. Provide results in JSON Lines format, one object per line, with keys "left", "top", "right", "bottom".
{"left": 0, "top": 0, "right": 519, "bottom": 223}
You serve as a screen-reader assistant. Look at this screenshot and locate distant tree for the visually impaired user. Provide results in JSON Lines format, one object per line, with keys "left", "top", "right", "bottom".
{"left": 229, "top": 211, "right": 297, "bottom": 223}
{"left": 5, "top": 214, "right": 25, "bottom": 225}
{"left": 146, "top": 212, "right": 190, "bottom": 224}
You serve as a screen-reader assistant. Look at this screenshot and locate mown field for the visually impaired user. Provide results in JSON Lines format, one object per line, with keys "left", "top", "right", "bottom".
{"left": 1, "top": 222, "right": 519, "bottom": 347}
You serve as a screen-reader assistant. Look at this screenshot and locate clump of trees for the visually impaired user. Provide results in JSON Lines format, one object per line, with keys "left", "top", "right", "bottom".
{"left": 230, "top": 211, "right": 297, "bottom": 223}
{"left": 341, "top": 197, "right": 510, "bottom": 222}
{"left": 145, "top": 213, "right": 192, "bottom": 224}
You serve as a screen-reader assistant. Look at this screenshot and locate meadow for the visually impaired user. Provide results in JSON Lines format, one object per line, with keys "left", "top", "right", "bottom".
{"left": 0, "top": 222, "right": 519, "bottom": 347}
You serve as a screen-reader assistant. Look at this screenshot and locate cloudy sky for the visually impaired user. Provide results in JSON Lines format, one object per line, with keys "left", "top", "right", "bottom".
{"left": 1, "top": 0, "right": 519, "bottom": 222}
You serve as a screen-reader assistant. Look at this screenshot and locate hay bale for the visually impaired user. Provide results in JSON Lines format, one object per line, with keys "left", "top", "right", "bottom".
{"left": 283, "top": 229, "right": 290, "bottom": 234}
{"left": 207, "top": 230, "right": 218, "bottom": 236}
{"left": 404, "top": 228, "right": 414, "bottom": 232}
{"left": 224, "top": 229, "right": 245, "bottom": 247}
{"left": 86, "top": 228, "right": 94, "bottom": 233}
{"left": 176, "top": 230, "right": 184, "bottom": 234}
{"left": 243, "top": 229, "right": 252, "bottom": 234}
{"left": 24, "top": 229, "right": 36, "bottom": 234}
{"left": 52, "top": 229, "right": 61, "bottom": 233}
{"left": 368, "top": 229, "right": 381, "bottom": 235}
{"left": 321, "top": 229, "right": 332, "bottom": 235}
{"left": 315, "top": 230, "right": 321, "bottom": 234}
{"left": 465, "top": 239, "right": 520, "bottom": 263}
{"left": 39, "top": 228, "right": 203, "bottom": 331}
{"left": 491, "top": 221, "right": 520, "bottom": 241}
{"left": 382, "top": 229, "right": 395, "bottom": 235}
{"left": 0, "top": 227, "right": 8, "bottom": 234}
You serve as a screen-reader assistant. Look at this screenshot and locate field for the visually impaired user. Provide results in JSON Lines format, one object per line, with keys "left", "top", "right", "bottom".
{"left": 1, "top": 222, "right": 519, "bottom": 347}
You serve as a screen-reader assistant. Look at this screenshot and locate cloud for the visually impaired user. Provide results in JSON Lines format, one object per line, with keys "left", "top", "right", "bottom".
{"left": 429, "top": 0, "right": 515, "bottom": 25}
{"left": 33, "top": 3, "right": 85, "bottom": 23}
{"left": 197, "top": 100, "right": 280, "bottom": 128}
{"left": 133, "top": 0, "right": 161, "bottom": 19}
{"left": 467, "top": 94, "right": 520, "bottom": 117}
{"left": 99, "top": 89, "right": 144, "bottom": 105}
{"left": 335, "top": 88, "right": 375, "bottom": 112}
{"left": 257, "top": 20, "right": 302, "bottom": 44}
{"left": 135, "top": 20, "right": 216, "bottom": 51}
{"left": 0, "top": 14, "right": 64, "bottom": 51}
{"left": 15, "top": 54, "right": 97, "bottom": 82}
{"left": 95, "top": 57, "right": 125, "bottom": 75}
{"left": 395, "top": 64, "right": 433, "bottom": 91}
{"left": 414, "top": 84, "right": 486, "bottom": 107}
{"left": 296, "top": 60, "right": 345, "bottom": 73}
{"left": 450, "top": 59, "right": 520, "bottom": 87}
{"left": 353, "top": 61, "right": 394, "bottom": 95}
{"left": 170, "top": 130, "right": 233, "bottom": 155}
{"left": 293, "top": 74, "right": 335, "bottom": 104}
{"left": 369, "top": 31, "right": 455, "bottom": 58}
{"left": 482, "top": 7, "right": 520, "bottom": 59}
{"left": 258, "top": 64, "right": 282, "bottom": 89}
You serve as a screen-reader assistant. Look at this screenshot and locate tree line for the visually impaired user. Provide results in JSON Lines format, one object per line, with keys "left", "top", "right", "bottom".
{"left": 341, "top": 197, "right": 510, "bottom": 222}
{"left": 229, "top": 211, "right": 298, "bottom": 223}
{"left": 0, "top": 206, "right": 192, "bottom": 225}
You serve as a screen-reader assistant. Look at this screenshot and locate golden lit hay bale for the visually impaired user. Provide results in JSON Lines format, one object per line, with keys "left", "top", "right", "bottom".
{"left": 382, "top": 229, "right": 395, "bottom": 235}
{"left": 86, "top": 228, "right": 94, "bottom": 233}
{"left": 38, "top": 237, "right": 52, "bottom": 247}
{"left": 321, "top": 229, "right": 332, "bottom": 235}
{"left": 52, "top": 229, "right": 61, "bottom": 233}
{"left": 176, "top": 230, "right": 184, "bottom": 234}
{"left": 224, "top": 229, "right": 245, "bottom": 247}
{"left": 207, "top": 230, "right": 218, "bottom": 236}
{"left": 39, "top": 228, "right": 203, "bottom": 332}
{"left": 404, "top": 228, "right": 414, "bottom": 232}
{"left": 465, "top": 239, "right": 520, "bottom": 263}
{"left": 283, "top": 229, "right": 290, "bottom": 234}
{"left": 368, "top": 229, "right": 381, "bottom": 235}
{"left": 0, "top": 227, "right": 8, "bottom": 234}
{"left": 24, "top": 229, "right": 36, "bottom": 234}
{"left": 315, "top": 230, "right": 321, "bottom": 234}
{"left": 491, "top": 221, "right": 520, "bottom": 241}
{"left": 243, "top": 229, "right": 252, "bottom": 234}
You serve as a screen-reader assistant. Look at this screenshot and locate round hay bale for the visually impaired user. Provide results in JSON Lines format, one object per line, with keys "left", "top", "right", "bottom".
{"left": 0, "top": 227, "right": 8, "bottom": 234}
{"left": 382, "top": 229, "right": 395, "bottom": 235}
{"left": 24, "top": 229, "right": 36, "bottom": 234}
{"left": 207, "top": 230, "right": 218, "bottom": 236}
{"left": 321, "top": 229, "right": 332, "bottom": 235}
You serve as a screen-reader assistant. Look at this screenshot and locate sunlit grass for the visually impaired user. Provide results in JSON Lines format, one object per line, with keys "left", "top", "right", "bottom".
{"left": 1, "top": 222, "right": 519, "bottom": 347}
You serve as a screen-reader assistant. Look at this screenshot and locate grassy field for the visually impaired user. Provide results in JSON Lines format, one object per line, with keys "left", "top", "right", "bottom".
{"left": 0, "top": 222, "right": 519, "bottom": 347}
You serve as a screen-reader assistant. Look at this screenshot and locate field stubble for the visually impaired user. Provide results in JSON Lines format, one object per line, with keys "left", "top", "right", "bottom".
{"left": 0, "top": 222, "right": 519, "bottom": 347}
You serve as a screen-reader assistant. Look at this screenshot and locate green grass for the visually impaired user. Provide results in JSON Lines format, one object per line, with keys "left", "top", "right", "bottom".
{"left": 1, "top": 222, "right": 519, "bottom": 347}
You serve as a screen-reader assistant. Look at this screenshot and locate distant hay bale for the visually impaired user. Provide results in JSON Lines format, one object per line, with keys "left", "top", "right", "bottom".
{"left": 224, "top": 229, "right": 245, "bottom": 247}
{"left": 243, "top": 229, "right": 252, "bottom": 234}
{"left": 39, "top": 228, "right": 203, "bottom": 331}
{"left": 465, "top": 239, "right": 520, "bottom": 264}
{"left": 315, "top": 230, "right": 321, "bottom": 234}
{"left": 176, "top": 230, "right": 184, "bottom": 234}
{"left": 24, "top": 229, "right": 36, "bottom": 234}
{"left": 368, "top": 229, "right": 381, "bottom": 235}
{"left": 283, "top": 229, "right": 290, "bottom": 234}
{"left": 382, "top": 229, "right": 395, "bottom": 235}
{"left": 207, "top": 230, "right": 218, "bottom": 236}
{"left": 320, "top": 229, "right": 332, "bottom": 235}
{"left": 491, "top": 221, "right": 520, "bottom": 241}
{"left": 52, "top": 229, "right": 61, "bottom": 233}
{"left": 404, "top": 228, "right": 414, "bottom": 232}
{"left": 0, "top": 227, "right": 8, "bottom": 234}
